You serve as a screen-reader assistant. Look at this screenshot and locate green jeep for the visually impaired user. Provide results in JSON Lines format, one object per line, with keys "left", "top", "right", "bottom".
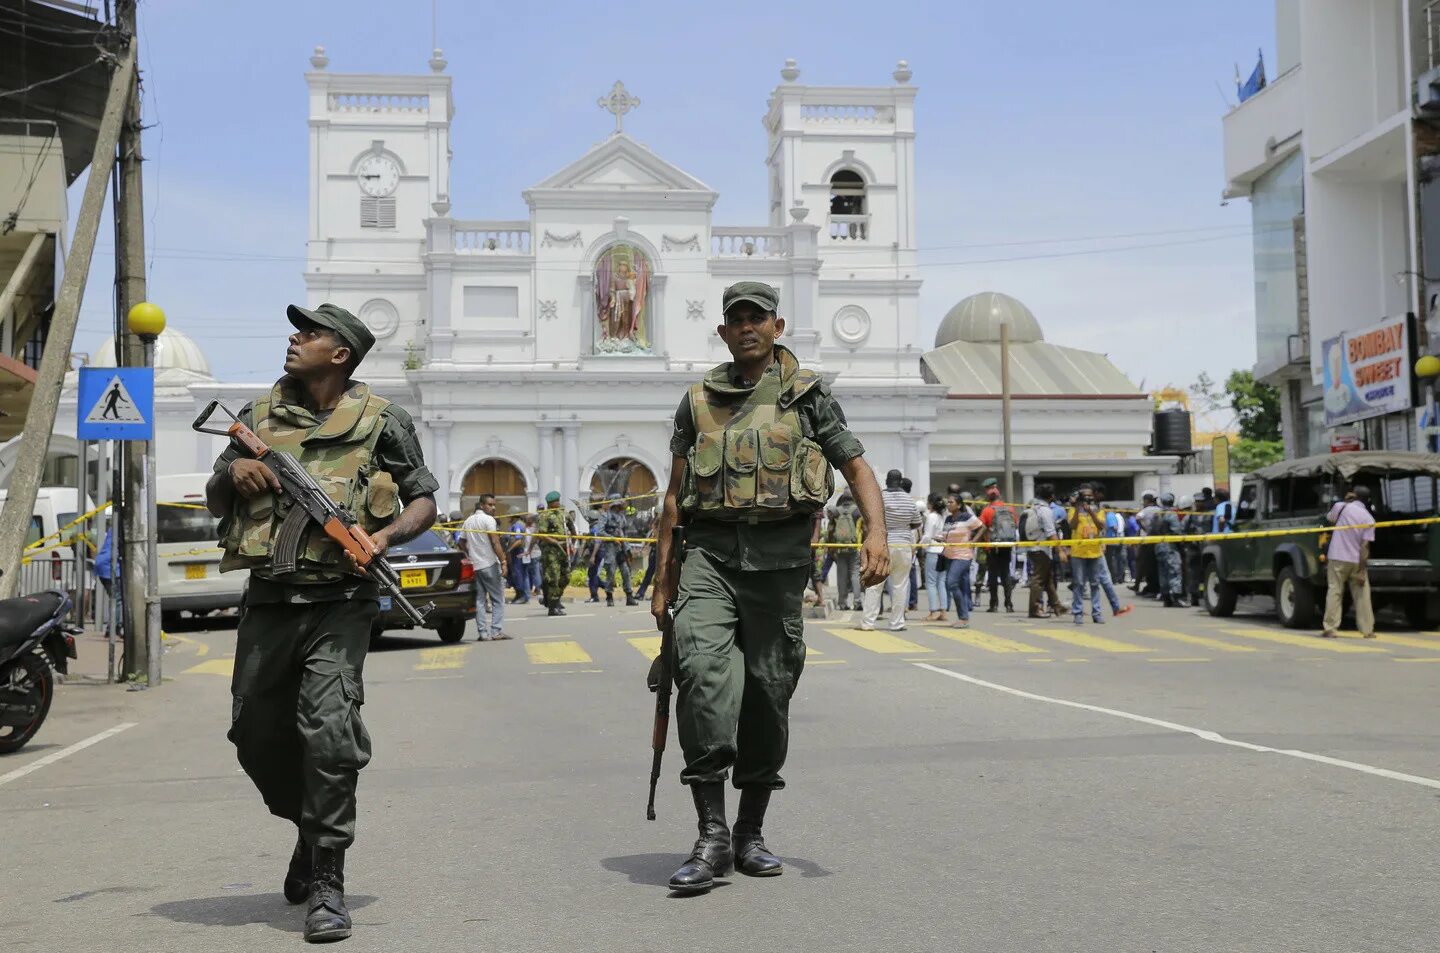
{"left": 1202, "top": 451, "right": 1440, "bottom": 629}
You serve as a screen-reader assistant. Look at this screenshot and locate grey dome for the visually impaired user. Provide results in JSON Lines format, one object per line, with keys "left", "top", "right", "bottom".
{"left": 934, "top": 292, "right": 1044, "bottom": 348}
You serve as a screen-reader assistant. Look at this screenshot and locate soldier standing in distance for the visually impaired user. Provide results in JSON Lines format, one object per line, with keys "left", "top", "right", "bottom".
{"left": 205, "top": 303, "right": 438, "bottom": 943}
{"left": 536, "top": 491, "right": 572, "bottom": 616}
{"left": 651, "top": 281, "right": 889, "bottom": 894}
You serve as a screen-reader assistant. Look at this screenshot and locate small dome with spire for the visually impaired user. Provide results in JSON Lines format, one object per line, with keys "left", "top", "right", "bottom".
{"left": 91, "top": 326, "right": 213, "bottom": 383}
{"left": 934, "top": 292, "right": 1044, "bottom": 348}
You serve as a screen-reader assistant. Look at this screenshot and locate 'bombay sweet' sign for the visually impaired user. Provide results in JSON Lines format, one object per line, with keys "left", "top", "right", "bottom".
{"left": 1321, "top": 315, "right": 1413, "bottom": 427}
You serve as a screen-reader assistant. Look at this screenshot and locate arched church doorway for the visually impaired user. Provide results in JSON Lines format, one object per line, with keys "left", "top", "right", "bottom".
{"left": 589, "top": 457, "right": 657, "bottom": 513}
{"left": 461, "top": 459, "right": 527, "bottom": 516}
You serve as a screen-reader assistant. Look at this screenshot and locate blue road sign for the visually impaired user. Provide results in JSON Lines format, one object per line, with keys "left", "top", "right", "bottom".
{"left": 77, "top": 367, "right": 154, "bottom": 440}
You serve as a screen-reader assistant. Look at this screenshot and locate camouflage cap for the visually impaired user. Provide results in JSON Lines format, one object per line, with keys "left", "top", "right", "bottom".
{"left": 722, "top": 281, "right": 780, "bottom": 315}
{"left": 287, "top": 303, "right": 376, "bottom": 365}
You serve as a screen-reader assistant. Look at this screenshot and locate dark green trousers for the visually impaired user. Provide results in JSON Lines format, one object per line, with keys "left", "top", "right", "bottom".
{"left": 229, "top": 597, "right": 376, "bottom": 850}
{"left": 673, "top": 548, "right": 808, "bottom": 790}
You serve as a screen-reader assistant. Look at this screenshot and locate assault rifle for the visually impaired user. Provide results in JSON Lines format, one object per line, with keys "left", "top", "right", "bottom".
{"left": 645, "top": 525, "right": 684, "bottom": 820}
{"left": 193, "top": 400, "right": 432, "bottom": 625}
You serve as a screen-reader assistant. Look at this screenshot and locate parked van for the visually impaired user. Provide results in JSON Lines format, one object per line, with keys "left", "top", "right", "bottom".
{"left": 0, "top": 487, "right": 89, "bottom": 596}
{"left": 157, "top": 473, "right": 246, "bottom": 627}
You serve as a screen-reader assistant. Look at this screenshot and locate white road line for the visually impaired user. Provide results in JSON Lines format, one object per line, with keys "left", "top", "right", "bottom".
{"left": 913, "top": 663, "right": 1440, "bottom": 791}
{"left": 0, "top": 722, "right": 137, "bottom": 789}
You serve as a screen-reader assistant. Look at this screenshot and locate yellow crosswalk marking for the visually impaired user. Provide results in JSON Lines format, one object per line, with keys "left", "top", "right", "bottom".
{"left": 925, "top": 627, "right": 1046, "bottom": 653}
{"left": 821, "top": 627, "right": 932, "bottom": 654}
{"left": 1220, "top": 627, "right": 1387, "bottom": 653}
{"left": 1332, "top": 631, "right": 1440, "bottom": 652}
{"left": 1138, "top": 628, "right": 1257, "bottom": 653}
{"left": 526, "top": 640, "right": 594, "bottom": 664}
{"left": 415, "top": 646, "right": 469, "bottom": 670}
{"left": 628, "top": 636, "right": 661, "bottom": 660}
{"left": 182, "top": 658, "right": 234, "bottom": 677}
{"left": 1024, "top": 627, "right": 1150, "bottom": 653}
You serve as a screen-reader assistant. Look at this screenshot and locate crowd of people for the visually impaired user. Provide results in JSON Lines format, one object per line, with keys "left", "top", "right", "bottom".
{"left": 449, "top": 474, "right": 1265, "bottom": 639}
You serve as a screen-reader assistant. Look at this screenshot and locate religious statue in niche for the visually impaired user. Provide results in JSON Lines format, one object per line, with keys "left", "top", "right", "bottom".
{"left": 594, "top": 244, "right": 651, "bottom": 354}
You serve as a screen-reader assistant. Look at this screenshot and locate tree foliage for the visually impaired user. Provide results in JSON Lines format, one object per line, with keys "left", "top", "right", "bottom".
{"left": 1229, "top": 438, "right": 1284, "bottom": 472}
{"left": 1224, "top": 370, "right": 1282, "bottom": 443}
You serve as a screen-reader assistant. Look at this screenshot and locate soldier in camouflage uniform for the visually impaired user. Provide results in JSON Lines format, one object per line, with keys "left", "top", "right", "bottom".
{"left": 650, "top": 281, "right": 889, "bottom": 895}
{"left": 206, "top": 303, "right": 438, "bottom": 943}
{"left": 536, "top": 491, "right": 572, "bottom": 616}
{"left": 1152, "top": 491, "right": 1188, "bottom": 608}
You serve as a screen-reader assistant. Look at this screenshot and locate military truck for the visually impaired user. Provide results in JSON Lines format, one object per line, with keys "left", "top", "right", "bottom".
{"left": 1201, "top": 451, "right": 1440, "bottom": 628}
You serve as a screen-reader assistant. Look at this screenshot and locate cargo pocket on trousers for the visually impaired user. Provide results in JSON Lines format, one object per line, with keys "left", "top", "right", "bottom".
{"left": 338, "top": 673, "right": 373, "bottom": 771}
{"left": 226, "top": 696, "right": 244, "bottom": 746}
{"left": 782, "top": 616, "right": 806, "bottom": 695}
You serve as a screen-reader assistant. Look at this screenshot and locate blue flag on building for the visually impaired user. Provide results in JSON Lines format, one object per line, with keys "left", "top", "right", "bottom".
{"left": 1236, "top": 49, "right": 1266, "bottom": 102}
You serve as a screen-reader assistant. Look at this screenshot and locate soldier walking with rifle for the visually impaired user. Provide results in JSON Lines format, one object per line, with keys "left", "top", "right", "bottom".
{"left": 203, "top": 303, "right": 438, "bottom": 943}
{"left": 649, "top": 282, "right": 888, "bottom": 894}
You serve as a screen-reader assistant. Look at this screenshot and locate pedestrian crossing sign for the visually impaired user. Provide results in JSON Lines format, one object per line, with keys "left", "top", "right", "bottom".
{"left": 76, "top": 367, "right": 154, "bottom": 440}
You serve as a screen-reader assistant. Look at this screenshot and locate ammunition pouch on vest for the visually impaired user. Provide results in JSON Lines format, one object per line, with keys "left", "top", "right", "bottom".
{"left": 679, "top": 361, "right": 834, "bottom": 522}
{"left": 218, "top": 381, "right": 399, "bottom": 581}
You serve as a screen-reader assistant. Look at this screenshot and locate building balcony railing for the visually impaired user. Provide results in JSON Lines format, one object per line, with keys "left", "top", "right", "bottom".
{"left": 711, "top": 227, "right": 791, "bottom": 258}
{"left": 453, "top": 221, "right": 532, "bottom": 254}
{"left": 828, "top": 214, "right": 870, "bottom": 241}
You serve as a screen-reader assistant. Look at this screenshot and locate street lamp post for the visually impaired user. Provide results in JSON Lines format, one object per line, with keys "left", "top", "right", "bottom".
{"left": 127, "top": 302, "right": 165, "bottom": 689}
{"left": 1417, "top": 354, "right": 1440, "bottom": 454}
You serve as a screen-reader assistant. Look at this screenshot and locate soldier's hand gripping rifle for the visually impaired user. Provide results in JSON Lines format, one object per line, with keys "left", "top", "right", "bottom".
{"left": 645, "top": 525, "right": 683, "bottom": 821}
{"left": 193, "top": 400, "right": 433, "bottom": 625}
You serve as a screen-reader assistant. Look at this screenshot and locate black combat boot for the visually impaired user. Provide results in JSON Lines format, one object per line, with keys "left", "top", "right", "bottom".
{"left": 668, "top": 782, "right": 732, "bottom": 894}
{"left": 732, "top": 788, "right": 783, "bottom": 877}
{"left": 304, "top": 847, "right": 351, "bottom": 943}
{"left": 283, "top": 832, "right": 310, "bottom": 904}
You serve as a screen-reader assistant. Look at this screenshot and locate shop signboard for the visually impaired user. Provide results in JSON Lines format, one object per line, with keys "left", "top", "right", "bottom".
{"left": 1321, "top": 315, "right": 1413, "bottom": 428}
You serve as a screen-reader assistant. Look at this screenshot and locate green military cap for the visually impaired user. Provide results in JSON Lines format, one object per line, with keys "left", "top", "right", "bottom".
{"left": 287, "top": 302, "right": 376, "bottom": 365}
{"left": 722, "top": 281, "right": 780, "bottom": 315}
{"left": 545, "top": 491, "right": 561, "bottom": 504}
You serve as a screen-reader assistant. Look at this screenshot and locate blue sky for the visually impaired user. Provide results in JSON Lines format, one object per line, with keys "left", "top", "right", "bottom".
{"left": 72, "top": 0, "right": 1274, "bottom": 392}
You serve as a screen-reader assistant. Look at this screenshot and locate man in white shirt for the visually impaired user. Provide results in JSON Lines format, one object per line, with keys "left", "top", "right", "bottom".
{"left": 860, "top": 469, "right": 922, "bottom": 632}
{"left": 462, "top": 494, "right": 511, "bottom": 640}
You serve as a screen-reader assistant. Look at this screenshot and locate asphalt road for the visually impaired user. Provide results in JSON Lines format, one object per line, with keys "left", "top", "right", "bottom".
{"left": 2, "top": 593, "right": 1438, "bottom": 952}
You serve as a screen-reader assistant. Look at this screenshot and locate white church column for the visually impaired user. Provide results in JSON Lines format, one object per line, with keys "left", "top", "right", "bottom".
{"left": 426, "top": 213, "right": 455, "bottom": 363}
{"left": 428, "top": 420, "right": 452, "bottom": 513}
{"left": 561, "top": 423, "right": 580, "bottom": 502}
{"left": 901, "top": 430, "right": 922, "bottom": 494}
{"left": 536, "top": 424, "right": 556, "bottom": 496}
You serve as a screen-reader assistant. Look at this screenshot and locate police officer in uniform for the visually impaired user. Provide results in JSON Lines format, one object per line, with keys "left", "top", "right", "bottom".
{"left": 206, "top": 303, "right": 438, "bottom": 943}
{"left": 651, "top": 281, "right": 889, "bottom": 894}
{"left": 536, "top": 491, "right": 571, "bottom": 616}
{"left": 1152, "top": 491, "right": 1187, "bottom": 608}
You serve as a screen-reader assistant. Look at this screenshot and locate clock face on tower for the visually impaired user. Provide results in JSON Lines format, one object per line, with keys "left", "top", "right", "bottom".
{"left": 356, "top": 154, "right": 400, "bottom": 197}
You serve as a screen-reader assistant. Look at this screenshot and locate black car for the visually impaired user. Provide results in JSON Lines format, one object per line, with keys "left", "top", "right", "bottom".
{"left": 372, "top": 529, "right": 476, "bottom": 643}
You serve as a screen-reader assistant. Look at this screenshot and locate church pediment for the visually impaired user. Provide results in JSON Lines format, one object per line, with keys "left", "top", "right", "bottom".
{"left": 524, "top": 134, "right": 717, "bottom": 208}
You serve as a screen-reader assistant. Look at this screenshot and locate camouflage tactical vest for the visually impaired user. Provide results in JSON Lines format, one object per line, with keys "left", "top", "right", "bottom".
{"left": 536, "top": 507, "right": 568, "bottom": 547}
{"left": 219, "top": 380, "right": 400, "bottom": 582}
{"left": 679, "top": 355, "right": 834, "bottom": 522}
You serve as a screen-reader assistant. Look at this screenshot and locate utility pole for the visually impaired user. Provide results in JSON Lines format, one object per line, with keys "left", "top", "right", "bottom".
{"left": 0, "top": 47, "right": 137, "bottom": 595}
{"left": 114, "top": 0, "right": 150, "bottom": 680}
{"left": 1000, "top": 320, "right": 1014, "bottom": 504}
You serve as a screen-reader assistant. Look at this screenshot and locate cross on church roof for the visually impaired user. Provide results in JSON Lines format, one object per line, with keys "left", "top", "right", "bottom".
{"left": 597, "top": 80, "right": 640, "bottom": 134}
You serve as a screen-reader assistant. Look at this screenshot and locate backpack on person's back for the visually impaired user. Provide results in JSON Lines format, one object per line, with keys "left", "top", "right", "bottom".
{"left": 831, "top": 504, "right": 860, "bottom": 545}
{"left": 990, "top": 504, "right": 1019, "bottom": 543}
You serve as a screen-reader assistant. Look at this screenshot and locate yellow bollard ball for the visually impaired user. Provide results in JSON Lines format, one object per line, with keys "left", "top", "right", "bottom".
{"left": 126, "top": 301, "right": 166, "bottom": 338}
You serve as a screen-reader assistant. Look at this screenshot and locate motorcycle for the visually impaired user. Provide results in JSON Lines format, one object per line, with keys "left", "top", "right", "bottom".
{"left": 0, "top": 589, "right": 79, "bottom": 754}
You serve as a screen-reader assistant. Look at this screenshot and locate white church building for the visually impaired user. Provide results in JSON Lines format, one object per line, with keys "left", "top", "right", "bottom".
{"left": 34, "top": 52, "right": 1180, "bottom": 515}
